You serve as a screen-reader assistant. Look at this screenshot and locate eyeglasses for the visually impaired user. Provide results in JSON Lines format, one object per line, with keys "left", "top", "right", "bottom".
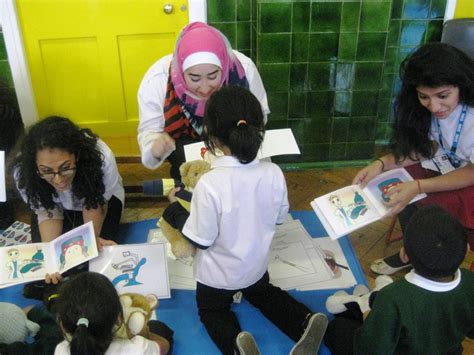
{"left": 37, "top": 167, "right": 77, "bottom": 180}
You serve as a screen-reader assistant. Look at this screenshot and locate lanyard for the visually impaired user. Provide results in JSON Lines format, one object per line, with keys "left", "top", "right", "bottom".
{"left": 436, "top": 104, "right": 468, "bottom": 168}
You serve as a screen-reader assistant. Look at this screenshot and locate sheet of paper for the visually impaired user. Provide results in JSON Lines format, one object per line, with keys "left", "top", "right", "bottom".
{"left": 90, "top": 243, "right": 171, "bottom": 299}
{"left": 0, "top": 151, "right": 5, "bottom": 202}
{"left": 297, "top": 237, "right": 357, "bottom": 291}
{"left": 184, "top": 128, "right": 300, "bottom": 162}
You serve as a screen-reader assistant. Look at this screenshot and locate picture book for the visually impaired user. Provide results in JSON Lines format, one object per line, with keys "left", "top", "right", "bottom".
{"left": 311, "top": 168, "right": 427, "bottom": 240}
{"left": 0, "top": 222, "right": 97, "bottom": 288}
{"left": 184, "top": 128, "right": 300, "bottom": 162}
{"left": 89, "top": 242, "right": 171, "bottom": 299}
{"left": 0, "top": 221, "right": 32, "bottom": 247}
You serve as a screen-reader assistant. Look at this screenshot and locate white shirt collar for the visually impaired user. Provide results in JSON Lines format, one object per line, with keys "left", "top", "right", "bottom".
{"left": 211, "top": 155, "right": 259, "bottom": 169}
{"left": 404, "top": 269, "right": 461, "bottom": 292}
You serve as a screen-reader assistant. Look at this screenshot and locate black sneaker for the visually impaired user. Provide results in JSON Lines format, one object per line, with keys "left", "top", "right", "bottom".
{"left": 290, "top": 313, "right": 328, "bottom": 355}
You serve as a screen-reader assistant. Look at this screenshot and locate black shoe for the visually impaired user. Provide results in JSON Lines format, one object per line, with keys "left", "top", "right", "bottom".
{"left": 370, "top": 252, "right": 411, "bottom": 275}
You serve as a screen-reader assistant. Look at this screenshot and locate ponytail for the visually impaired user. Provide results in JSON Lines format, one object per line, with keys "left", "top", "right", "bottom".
{"left": 70, "top": 323, "right": 110, "bottom": 355}
{"left": 204, "top": 86, "right": 265, "bottom": 164}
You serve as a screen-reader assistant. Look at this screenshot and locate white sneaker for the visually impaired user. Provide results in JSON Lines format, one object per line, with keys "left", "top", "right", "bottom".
{"left": 236, "top": 331, "right": 260, "bottom": 355}
{"left": 374, "top": 275, "right": 394, "bottom": 291}
{"left": 325, "top": 290, "right": 355, "bottom": 314}
{"left": 370, "top": 257, "right": 411, "bottom": 275}
{"left": 352, "top": 284, "right": 370, "bottom": 297}
{"left": 290, "top": 313, "right": 328, "bottom": 355}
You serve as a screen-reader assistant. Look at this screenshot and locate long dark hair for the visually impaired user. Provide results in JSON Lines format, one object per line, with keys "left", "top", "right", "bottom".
{"left": 390, "top": 43, "right": 474, "bottom": 162}
{"left": 57, "top": 272, "right": 123, "bottom": 355}
{"left": 14, "top": 116, "right": 106, "bottom": 210}
{"left": 203, "top": 86, "right": 264, "bottom": 164}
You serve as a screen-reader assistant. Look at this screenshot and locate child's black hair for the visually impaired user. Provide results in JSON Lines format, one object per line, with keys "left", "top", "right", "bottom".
{"left": 56, "top": 272, "right": 123, "bottom": 355}
{"left": 404, "top": 205, "right": 467, "bottom": 279}
{"left": 203, "top": 86, "right": 264, "bottom": 164}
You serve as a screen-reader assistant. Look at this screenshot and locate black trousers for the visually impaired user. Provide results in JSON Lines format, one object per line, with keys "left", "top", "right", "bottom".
{"left": 31, "top": 195, "right": 123, "bottom": 243}
{"left": 167, "top": 136, "right": 201, "bottom": 180}
{"left": 196, "top": 272, "right": 311, "bottom": 355}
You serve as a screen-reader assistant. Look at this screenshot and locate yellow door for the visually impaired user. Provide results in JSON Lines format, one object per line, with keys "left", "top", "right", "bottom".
{"left": 16, "top": 0, "right": 189, "bottom": 155}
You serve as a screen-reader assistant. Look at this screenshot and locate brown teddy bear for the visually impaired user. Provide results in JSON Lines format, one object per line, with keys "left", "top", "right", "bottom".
{"left": 159, "top": 160, "right": 211, "bottom": 258}
{"left": 115, "top": 293, "right": 172, "bottom": 353}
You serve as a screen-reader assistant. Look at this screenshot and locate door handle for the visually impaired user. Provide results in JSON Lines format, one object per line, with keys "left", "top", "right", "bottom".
{"left": 163, "top": 3, "right": 173, "bottom": 14}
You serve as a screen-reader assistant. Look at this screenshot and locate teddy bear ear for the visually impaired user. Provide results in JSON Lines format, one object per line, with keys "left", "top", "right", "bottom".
{"left": 179, "top": 162, "right": 190, "bottom": 177}
{"left": 146, "top": 294, "right": 159, "bottom": 310}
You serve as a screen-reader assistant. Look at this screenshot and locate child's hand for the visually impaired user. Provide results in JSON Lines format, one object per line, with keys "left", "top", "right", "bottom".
{"left": 353, "top": 161, "right": 383, "bottom": 187}
{"left": 97, "top": 237, "right": 117, "bottom": 252}
{"left": 45, "top": 272, "right": 63, "bottom": 285}
{"left": 167, "top": 187, "right": 181, "bottom": 203}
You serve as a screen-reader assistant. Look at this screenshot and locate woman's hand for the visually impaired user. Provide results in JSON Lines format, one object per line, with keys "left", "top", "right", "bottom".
{"left": 97, "top": 237, "right": 117, "bottom": 252}
{"left": 384, "top": 180, "right": 419, "bottom": 216}
{"left": 45, "top": 272, "right": 63, "bottom": 285}
{"left": 151, "top": 133, "right": 176, "bottom": 161}
{"left": 352, "top": 160, "right": 384, "bottom": 188}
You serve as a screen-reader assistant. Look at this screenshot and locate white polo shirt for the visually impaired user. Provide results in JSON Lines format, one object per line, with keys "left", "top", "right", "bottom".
{"left": 182, "top": 156, "right": 289, "bottom": 290}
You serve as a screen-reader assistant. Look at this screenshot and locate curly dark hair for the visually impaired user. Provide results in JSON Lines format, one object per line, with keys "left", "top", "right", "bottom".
{"left": 390, "top": 42, "right": 474, "bottom": 163}
{"left": 14, "top": 116, "right": 106, "bottom": 211}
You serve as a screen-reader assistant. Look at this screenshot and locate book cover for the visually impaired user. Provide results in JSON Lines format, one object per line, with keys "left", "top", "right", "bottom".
{"left": 311, "top": 168, "right": 426, "bottom": 240}
{"left": 0, "top": 222, "right": 97, "bottom": 288}
{"left": 89, "top": 242, "right": 171, "bottom": 299}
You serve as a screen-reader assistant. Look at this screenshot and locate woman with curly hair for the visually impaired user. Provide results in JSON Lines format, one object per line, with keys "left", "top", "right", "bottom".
{"left": 352, "top": 43, "right": 474, "bottom": 275}
{"left": 14, "top": 116, "right": 124, "bottom": 250}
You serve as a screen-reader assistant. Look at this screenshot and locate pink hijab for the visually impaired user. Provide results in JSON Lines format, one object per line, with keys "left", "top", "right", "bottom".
{"left": 170, "top": 22, "right": 248, "bottom": 118}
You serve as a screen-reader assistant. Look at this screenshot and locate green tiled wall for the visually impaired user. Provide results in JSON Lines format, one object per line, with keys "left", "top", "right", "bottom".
{"left": 0, "top": 30, "right": 19, "bottom": 109}
{"left": 207, "top": 0, "right": 446, "bottom": 164}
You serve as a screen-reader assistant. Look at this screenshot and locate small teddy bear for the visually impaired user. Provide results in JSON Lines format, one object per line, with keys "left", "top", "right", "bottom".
{"left": 158, "top": 160, "right": 211, "bottom": 258}
{"left": 115, "top": 293, "right": 158, "bottom": 339}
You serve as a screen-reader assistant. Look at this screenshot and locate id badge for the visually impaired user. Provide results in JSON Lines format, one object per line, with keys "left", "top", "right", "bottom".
{"left": 432, "top": 154, "right": 456, "bottom": 174}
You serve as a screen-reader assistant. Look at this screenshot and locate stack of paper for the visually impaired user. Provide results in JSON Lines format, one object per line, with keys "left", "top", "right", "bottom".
{"left": 148, "top": 217, "right": 356, "bottom": 291}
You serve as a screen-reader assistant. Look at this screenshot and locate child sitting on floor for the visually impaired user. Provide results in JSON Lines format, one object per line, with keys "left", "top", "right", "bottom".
{"left": 178, "top": 86, "right": 328, "bottom": 355}
{"left": 324, "top": 205, "right": 474, "bottom": 354}
{"left": 54, "top": 272, "right": 171, "bottom": 355}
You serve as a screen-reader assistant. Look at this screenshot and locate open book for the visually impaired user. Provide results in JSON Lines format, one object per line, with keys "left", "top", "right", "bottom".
{"left": 89, "top": 242, "right": 171, "bottom": 299}
{"left": 0, "top": 222, "right": 97, "bottom": 288}
{"left": 184, "top": 128, "right": 300, "bottom": 162}
{"left": 311, "top": 168, "right": 427, "bottom": 240}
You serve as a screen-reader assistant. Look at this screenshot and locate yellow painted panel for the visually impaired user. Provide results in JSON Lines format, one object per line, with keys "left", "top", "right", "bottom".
{"left": 39, "top": 37, "right": 106, "bottom": 123}
{"left": 117, "top": 32, "right": 177, "bottom": 121}
{"left": 454, "top": 0, "right": 474, "bottom": 17}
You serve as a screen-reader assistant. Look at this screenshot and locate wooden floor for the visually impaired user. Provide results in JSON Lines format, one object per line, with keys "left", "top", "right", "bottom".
{"left": 116, "top": 161, "right": 474, "bottom": 289}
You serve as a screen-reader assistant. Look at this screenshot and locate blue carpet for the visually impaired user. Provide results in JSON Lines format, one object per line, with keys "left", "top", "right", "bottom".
{"left": 0, "top": 211, "right": 366, "bottom": 354}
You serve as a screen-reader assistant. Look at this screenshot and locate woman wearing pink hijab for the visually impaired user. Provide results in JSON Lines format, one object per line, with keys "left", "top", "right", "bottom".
{"left": 138, "top": 22, "right": 269, "bottom": 179}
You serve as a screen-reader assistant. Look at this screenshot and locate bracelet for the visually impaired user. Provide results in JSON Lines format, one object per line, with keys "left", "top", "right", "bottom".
{"left": 374, "top": 158, "right": 385, "bottom": 172}
{"left": 416, "top": 179, "right": 422, "bottom": 194}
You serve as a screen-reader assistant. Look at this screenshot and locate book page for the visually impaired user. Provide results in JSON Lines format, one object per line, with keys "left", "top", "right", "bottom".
{"left": 89, "top": 243, "right": 171, "bottom": 299}
{"left": 50, "top": 222, "right": 98, "bottom": 273}
{"left": 0, "top": 242, "right": 56, "bottom": 287}
{"left": 0, "top": 221, "right": 32, "bottom": 247}
{"left": 363, "top": 167, "right": 427, "bottom": 212}
{"left": 312, "top": 186, "right": 382, "bottom": 239}
{"left": 184, "top": 128, "right": 300, "bottom": 162}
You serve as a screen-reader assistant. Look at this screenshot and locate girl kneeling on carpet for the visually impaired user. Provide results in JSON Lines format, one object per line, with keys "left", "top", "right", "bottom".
{"left": 352, "top": 43, "right": 474, "bottom": 275}
{"left": 178, "top": 86, "right": 328, "bottom": 355}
